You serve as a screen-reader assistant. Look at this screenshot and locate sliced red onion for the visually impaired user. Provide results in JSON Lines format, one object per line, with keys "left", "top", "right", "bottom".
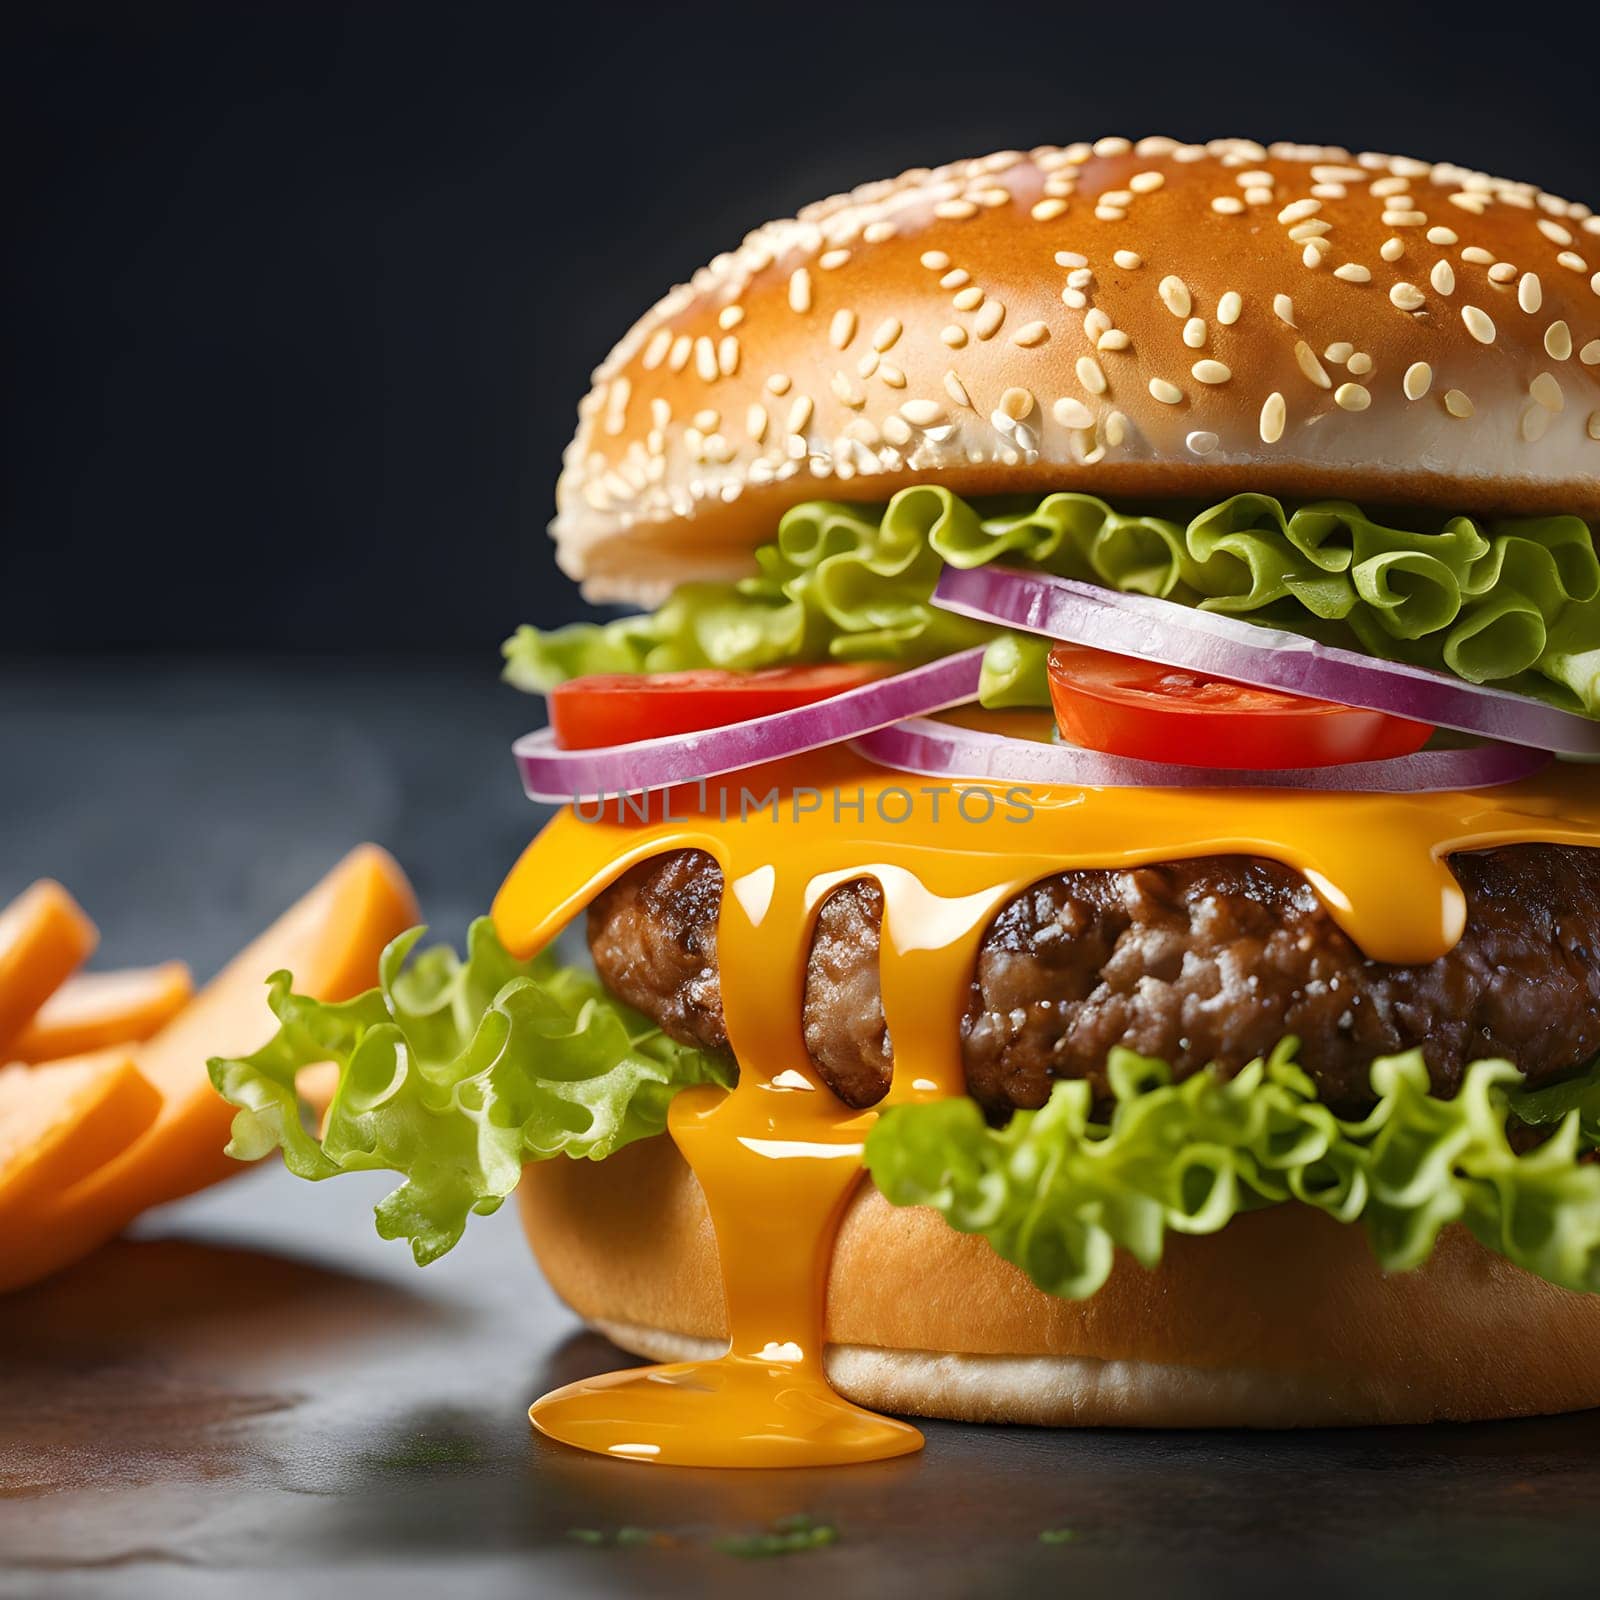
{"left": 933, "top": 565, "right": 1600, "bottom": 757}
{"left": 853, "top": 716, "right": 1551, "bottom": 793}
{"left": 513, "top": 648, "right": 986, "bottom": 802}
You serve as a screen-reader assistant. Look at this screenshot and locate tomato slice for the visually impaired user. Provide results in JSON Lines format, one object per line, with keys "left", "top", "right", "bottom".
{"left": 1046, "top": 643, "right": 1434, "bottom": 769}
{"left": 548, "top": 663, "right": 890, "bottom": 750}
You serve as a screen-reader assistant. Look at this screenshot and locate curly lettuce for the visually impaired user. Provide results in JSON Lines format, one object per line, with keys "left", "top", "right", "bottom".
{"left": 207, "top": 921, "right": 731, "bottom": 1263}
{"left": 506, "top": 487, "right": 1600, "bottom": 716}
{"left": 864, "top": 1041, "right": 1600, "bottom": 1299}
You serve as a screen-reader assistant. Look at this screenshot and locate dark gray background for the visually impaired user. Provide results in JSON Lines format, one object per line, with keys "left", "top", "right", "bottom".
{"left": 4, "top": 0, "right": 1599, "bottom": 655}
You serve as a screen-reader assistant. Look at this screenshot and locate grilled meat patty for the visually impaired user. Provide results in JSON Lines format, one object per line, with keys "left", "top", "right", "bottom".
{"left": 587, "top": 845, "right": 1600, "bottom": 1116}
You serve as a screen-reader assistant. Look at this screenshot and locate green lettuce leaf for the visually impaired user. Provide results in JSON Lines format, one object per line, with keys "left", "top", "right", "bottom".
{"left": 206, "top": 920, "right": 732, "bottom": 1263}
{"left": 506, "top": 487, "right": 1600, "bottom": 716}
{"left": 863, "top": 1041, "right": 1600, "bottom": 1299}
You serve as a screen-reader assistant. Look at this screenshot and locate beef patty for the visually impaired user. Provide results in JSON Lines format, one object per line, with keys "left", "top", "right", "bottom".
{"left": 586, "top": 846, "right": 1600, "bottom": 1116}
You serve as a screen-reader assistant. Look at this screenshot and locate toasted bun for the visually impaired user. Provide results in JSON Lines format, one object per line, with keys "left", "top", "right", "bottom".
{"left": 555, "top": 137, "right": 1600, "bottom": 603}
{"left": 519, "top": 1133, "right": 1600, "bottom": 1427}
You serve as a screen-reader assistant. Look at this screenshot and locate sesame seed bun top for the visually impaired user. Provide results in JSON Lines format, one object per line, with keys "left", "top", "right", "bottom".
{"left": 553, "top": 137, "right": 1600, "bottom": 603}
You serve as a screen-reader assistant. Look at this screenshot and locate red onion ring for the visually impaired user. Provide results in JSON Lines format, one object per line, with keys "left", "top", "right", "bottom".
{"left": 852, "top": 716, "right": 1551, "bottom": 793}
{"left": 933, "top": 564, "right": 1600, "bottom": 757}
{"left": 513, "top": 648, "right": 986, "bottom": 802}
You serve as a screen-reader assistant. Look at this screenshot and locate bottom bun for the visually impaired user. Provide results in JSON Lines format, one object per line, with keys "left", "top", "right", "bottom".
{"left": 518, "top": 1134, "right": 1600, "bottom": 1428}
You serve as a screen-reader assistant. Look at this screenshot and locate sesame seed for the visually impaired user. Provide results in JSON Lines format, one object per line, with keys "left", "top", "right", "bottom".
{"left": 1113, "top": 249, "right": 1143, "bottom": 269}
{"left": 694, "top": 336, "right": 719, "bottom": 381}
{"left": 1289, "top": 220, "right": 1333, "bottom": 241}
{"left": 1461, "top": 246, "right": 1495, "bottom": 265}
{"left": 920, "top": 250, "right": 951, "bottom": 270}
{"left": 881, "top": 416, "right": 912, "bottom": 447}
{"left": 1105, "top": 411, "right": 1129, "bottom": 447}
{"left": 1546, "top": 321, "right": 1573, "bottom": 360}
{"left": 1211, "top": 196, "right": 1245, "bottom": 215}
{"left": 1539, "top": 218, "right": 1574, "bottom": 246}
{"left": 944, "top": 371, "right": 973, "bottom": 408}
{"left": 1031, "top": 198, "right": 1069, "bottom": 221}
{"left": 1245, "top": 185, "right": 1274, "bottom": 206}
{"left": 900, "top": 399, "right": 946, "bottom": 427}
{"left": 718, "top": 335, "right": 740, "bottom": 376}
{"left": 1158, "top": 275, "right": 1193, "bottom": 317}
{"left": 1192, "top": 359, "right": 1231, "bottom": 384}
{"left": 941, "top": 324, "right": 968, "bottom": 348}
{"left": 1294, "top": 341, "right": 1332, "bottom": 388}
{"left": 1370, "top": 176, "right": 1410, "bottom": 198}
{"left": 1273, "top": 294, "right": 1297, "bottom": 327}
{"left": 746, "top": 404, "right": 768, "bottom": 443}
{"left": 1278, "top": 197, "right": 1322, "bottom": 224}
{"left": 1589, "top": 413, "right": 1600, "bottom": 441}
{"left": 934, "top": 198, "right": 978, "bottom": 221}
{"left": 952, "top": 285, "right": 984, "bottom": 310}
{"left": 830, "top": 370, "right": 864, "bottom": 407}
{"left": 1389, "top": 282, "right": 1426, "bottom": 311}
{"left": 1076, "top": 355, "right": 1108, "bottom": 395}
{"left": 642, "top": 328, "right": 672, "bottom": 370}
{"left": 1583, "top": 341, "right": 1600, "bottom": 365}
{"left": 1149, "top": 378, "right": 1184, "bottom": 405}
{"left": 1558, "top": 251, "right": 1589, "bottom": 272}
{"left": 787, "top": 395, "right": 813, "bottom": 433}
{"left": 1383, "top": 210, "right": 1428, "bottom": 227}
{"left": 1521, "top": 403, "right": 1551, "bottom": 443}
{"left": 1531, "top": 372, "right": 1565, "bottom": 412}
{"left": 1443, "top": 389, "right": 1474, "bottom": 419}
{"left": 1519, "top": 273, "right": 1544, "bottom": 314}
{"left": 1095, "top": 206, "right": 1127, "bottom": 222}
{"left": 667, "top": 334, "right": 692, "bottom": 372}
{"left": 1334, "top": 382, "right": 1372, "bottom": 411}
{"left": 1488, "top": 262, "right": 1518, "bottom": 284}
{"left": 1347, "top": 352, "right": 1373, "bottom": 376}
{"left": 1325, "top": 341, "right": 1355, "bottom": 364}
{"left": 1403, "top": 361, "right": 1433, "bottom": 400}
{"left": 1085, "top": 309, "right": 1111, "bottom": 338}
{"left": 1061, "top": 288, "right": 1087, "bottom": 309}
{"left": 1187, "top": 430, "right": 1220, "bottom": 456}
{"left": 873, "top": 317, "right": 903, "bottom": 351}
{"left": 1461, "top": 305, "right": 1496, "bottom": 344}
{"left": 857, "top": 352, "right": 878, "bottom": 380}
{"left": 863, "top": 221, "right": 896, "bottom": 244}
{"left": 1334, "top": 263, "right": 1373, "bottom": 283}
{"left": 1053, "top": 396, "right": 1094, "bottom": 428}
{"left": 830, "top": 309, "right": 856, "bottom": 349}
{"left": 1014, "top": 321, "right": 1050, "bottom": 347}
{"left": 1426, "top": 226, "right": 1459, "bottom": 246}
{"left": 1218, "top": 291, "right": 1243, "bottom": 325}
{"left": 819, "top": 248, "right": 851, "bottom": 271}
{"left": 788, "top": 269, "right": 812, "bottom": 313}
{"left": 975, "top": 301, "right": 1006, "bottom": 339}
{"left": 1183, "top": 317, "right": 1207, "bottom": 349}
{"left": 1066, "top": 267, "right": 1094, "bottom": 288}
{"left": 1260, "top": 391, "right": 1287, "bottom": 443}
{"left": 1129, "top": 170, "right": 1165, "bottom": 194}
{"left": 1381, "top": 237, "right": 1406, "bottom": 262}
{"left": 718, "top": 305, "right": 745, "bottom": 330}
{"left": 879, "top": 364, "right": 906, "bottom": 389}
{"left": 767, "top": 372, "right": 791, "bottom": 395}
{"left": 1055, "top": 250, "right": 1089, "bottom": 268}
{"left": 1092, "top": 135, "right": 1132, "bottom": 157}
{"left": 998, "top": 386, "right": 1035, "bottom": 423}
{"left": 1097, "top": 329, "right": 1131, "bottom": 351}
{"left": 1431, "top": 260, "right": 1456, "bottom": 295}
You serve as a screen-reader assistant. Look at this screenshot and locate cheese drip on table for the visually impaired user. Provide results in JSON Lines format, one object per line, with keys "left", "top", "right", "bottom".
{"left": 492, "top": 749, "right": 1600, "bottom": 1467}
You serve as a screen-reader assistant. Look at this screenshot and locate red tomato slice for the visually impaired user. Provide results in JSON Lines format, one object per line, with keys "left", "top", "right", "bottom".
{"left": 548, "top": 663, "right": 890, "bottom": 750}
{"left": 1046, "top": 643, "right": 1434, "bottom": 770}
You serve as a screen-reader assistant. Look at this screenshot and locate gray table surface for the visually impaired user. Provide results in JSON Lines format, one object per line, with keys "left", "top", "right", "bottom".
{"left": 3, "top": 656, "right": 1598, "bottom": 1600}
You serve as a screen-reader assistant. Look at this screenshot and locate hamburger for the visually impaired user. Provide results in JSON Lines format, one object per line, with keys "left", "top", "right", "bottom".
{"left": 210, "top": 136, "right": 1600, "bottom": 1462}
